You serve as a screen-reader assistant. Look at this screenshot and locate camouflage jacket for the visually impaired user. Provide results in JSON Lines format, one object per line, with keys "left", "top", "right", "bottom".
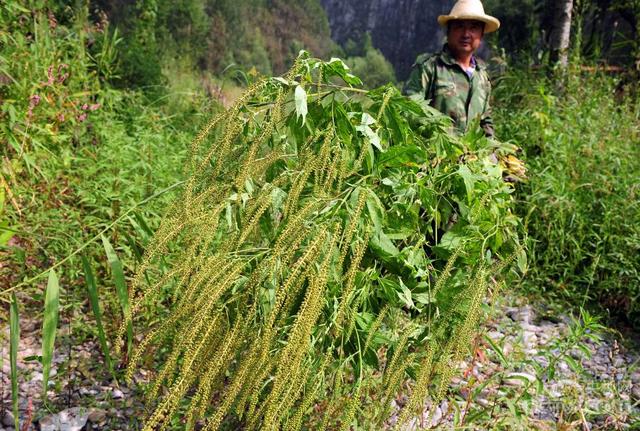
{"left": 403, "top": 44, "right": 494, "bottom": 137}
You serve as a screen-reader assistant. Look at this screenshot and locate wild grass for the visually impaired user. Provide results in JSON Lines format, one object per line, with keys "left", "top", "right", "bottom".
{"left": 0, "top": 4, "right": 216, "bottom": 425}
{"left": 494, "top": 67, "right": 640, "bottom": 325}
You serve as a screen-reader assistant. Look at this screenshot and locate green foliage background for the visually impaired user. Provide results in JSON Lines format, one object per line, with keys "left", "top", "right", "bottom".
{"left": 494, "top": 70, "right": 640, "bottom": 323}
{"left": 1, "top": 0, "right": 640, "bottom": 428}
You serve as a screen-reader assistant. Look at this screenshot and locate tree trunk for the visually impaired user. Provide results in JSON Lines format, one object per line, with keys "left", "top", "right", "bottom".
{"left": 549, "top": 0, "right": 574, "bottom": 68}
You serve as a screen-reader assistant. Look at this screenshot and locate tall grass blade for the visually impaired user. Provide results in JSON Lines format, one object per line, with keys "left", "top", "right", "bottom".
{"left": 82, "top": 255, "right": 116, "bottom": 381}
{"left": 10, "top": 293, "right": 20, "bottom": 430}
{"left": 41, "top": 270, "right": 60, "bottom": 398}
{"left": 101, "top": 234, "right": 133, "bottom": 356}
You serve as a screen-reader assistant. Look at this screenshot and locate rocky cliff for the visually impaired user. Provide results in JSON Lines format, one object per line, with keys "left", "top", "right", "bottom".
{"left": 320, "top": 0, "right": 453, "bottom": 80}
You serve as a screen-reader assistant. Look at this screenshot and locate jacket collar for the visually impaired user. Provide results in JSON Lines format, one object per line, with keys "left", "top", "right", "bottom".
{"left": 441, "top": 44, "right": 484, "bottom": 71}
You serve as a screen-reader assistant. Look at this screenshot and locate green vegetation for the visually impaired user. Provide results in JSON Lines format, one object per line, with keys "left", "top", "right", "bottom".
{"left": 1, "top": 0, "right": 639, "bottom": 429}
{"left": 494, "top": 69, "right": 640, "bottom": 323}
{"left": 120, "top": 52, "right": 522, "bottom": 430}
{"left": 344, "top": 34, "right": 397, "bottom": 89}
{"left": 0, "top": 1, "right": 208, "bottom": 285}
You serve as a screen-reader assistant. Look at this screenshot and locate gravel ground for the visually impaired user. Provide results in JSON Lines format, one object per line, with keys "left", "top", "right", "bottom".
{"left": 389, "top": 299, "right": 640, "bottom": 430}
{"left": 2, "top": 296, "right": 639, "bottom": 430}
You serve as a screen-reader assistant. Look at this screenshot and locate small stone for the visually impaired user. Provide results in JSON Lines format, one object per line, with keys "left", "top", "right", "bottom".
{"left": 486, "top": 330, "right": 503, "bottom": 340}
{"left": 506, "top": 307, "right": 533, "bottom": 324}
{"left": 632, "top": 385, "right": 640, "bottom": 401}
{"left": 594, "top": 364, "right": 608, "bottom": 374}
{"left": 631, "top": 372, "right": 640, "bottom": 384}
{"left": 112, "top": 389, "right": 124, "bottom": 399}
{"left": 587, "top": 399, "right": 600, "bottom": 410}
{"left": 547, "top": 386, "right": 562, "bottom": 398}
{"left": 476, "top": 396, "right": 490, "bottom": 407}
{"left": 1, "top": 411, "right": 15, "bottom": 428}
{"left": 427, "top": 407, "right": 443, "bottom": 426}
{"left": 557, "top": 361, "right": 569, "bottom": 373}
{"left": 39, "top": 407, "right": 90, "bottom": 431}
{"left": 533, "top": 356, "right": 549, "bottom": 367}
{"left": 612, "top": 357, "right": 625, "bottom": 368}
{"left": 503, "top": 342, "right": 513, "bottom": 356}
{"left": 503, "top": 372, "right": 536, "bottom": 387}
{"left": 87, "top": 409, "right": 107, "bottom": 423}
{"left": 523, "top": 331, "right": 538, "bottom": 348}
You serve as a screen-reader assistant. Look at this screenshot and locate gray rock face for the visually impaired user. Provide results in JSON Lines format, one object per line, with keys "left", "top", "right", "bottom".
{"left": 320, "top": 0, "right": 453, "bottom": 79}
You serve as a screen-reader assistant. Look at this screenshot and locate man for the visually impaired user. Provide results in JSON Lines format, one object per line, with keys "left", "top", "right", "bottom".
{"left": 403, "top": 0, "right": 500, "bottom": 137}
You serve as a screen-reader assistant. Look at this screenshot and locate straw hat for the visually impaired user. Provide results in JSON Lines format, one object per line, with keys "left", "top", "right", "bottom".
{"left": 438, "top": 0, "right": 500, "bottom": 33}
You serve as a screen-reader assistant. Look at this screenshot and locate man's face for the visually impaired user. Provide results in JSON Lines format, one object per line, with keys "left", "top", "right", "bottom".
{"left": 447, "top": 19, "right": 485, "bottom": 57}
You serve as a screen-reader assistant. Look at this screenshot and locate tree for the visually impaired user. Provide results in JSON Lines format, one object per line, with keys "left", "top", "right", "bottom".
{"left": 549, "top": 0, "right": 574, "bottom": 68}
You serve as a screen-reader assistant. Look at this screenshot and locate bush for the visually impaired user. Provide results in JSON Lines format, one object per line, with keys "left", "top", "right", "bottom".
{"left": 494, "top": 69, "right": 640, "bottom": 323}
{"left": 120, "top": 53, "right": 524, "bottom": 429}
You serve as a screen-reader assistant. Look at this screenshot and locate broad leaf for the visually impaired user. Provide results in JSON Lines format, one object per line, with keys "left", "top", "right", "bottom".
{"left": 41, "top": 270, "right": 60, "bottom": 398}
{"left": 10, "top": 293, "right": 19, "bottom": 430}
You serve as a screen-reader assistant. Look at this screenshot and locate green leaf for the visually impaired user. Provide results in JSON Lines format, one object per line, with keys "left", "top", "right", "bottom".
{"left": 10, "top": 293, "right": 20, "bottom": 430}
{"left": 516, "top": 247, "right": 528, "bottom": 274}
{"left": 458, "top": 164, "right": 475, "bottom": 203}
{"left": 356, "top": 113, "right": 381, "bottom": 151}
{"left": 377, "top": 145, "right": 427, "bottom": 168}
{"left": 576, "top": 343, "right": 593, "bottom": 359}
{"left": 101, "top": 234, "right": 133, "bottom": 355}
{"left": 563, "top": 356, "right": 581, "bottom": 373}
{"left": 42, "top": 270, "right": 60, "bottom": 398}
{"left": 294, "top": 85, "right": 308, "bottom": 125}
{"left": 0, "top": 222, "right": 15, "bottom": 247}
{"left": 438, "top": 229, "right": 465, "bottom": 251}
{"left": 397, "top": 278, "right": 415, "bottom": 309}
{"left": 483, "top": 334, "right": 507, "bottom": 366}
{"left": 365, "top": 191, "right": 384, "bottom": 235}
{"left": 370, "top": 231, "right": 399, "bottom": 260}
{"left": 82, "top": 255, "right": 115, "bottom": 380}
{"left": 547, "top": 363, "right": 555, "bottom": 380}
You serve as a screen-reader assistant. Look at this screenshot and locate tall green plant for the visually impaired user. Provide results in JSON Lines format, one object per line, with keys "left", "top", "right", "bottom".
{"left": 119, "top": 52, "right": 523, "bottom": 430}
{"left": 41, "top": 270, "right": 60, "bottom": 398}
{"left": 9, "top": 293, "right": 20, "bottom": 430}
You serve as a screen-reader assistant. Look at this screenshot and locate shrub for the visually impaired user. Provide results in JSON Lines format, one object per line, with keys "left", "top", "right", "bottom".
{"left": 120, "top": 53, "right": 524, "bottom": 430}
{"left": 346, "top": 47, "right": 397, "bottom": 89}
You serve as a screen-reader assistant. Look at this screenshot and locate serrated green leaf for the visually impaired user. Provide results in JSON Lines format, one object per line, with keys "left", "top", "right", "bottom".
{"left": 370, "top": 231, "right": 399, "bottom": 260}
{"left": 564, "top": 356, "right": 581, "bottom": 373}
{"left": 458, "top": 164, "right": 475, "bottom": 203}
{"left": 365, "top": 191, "right": 384, "bottom": 235}
{"left": 483, "top": 334, "right": 507, "bottom": 366}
